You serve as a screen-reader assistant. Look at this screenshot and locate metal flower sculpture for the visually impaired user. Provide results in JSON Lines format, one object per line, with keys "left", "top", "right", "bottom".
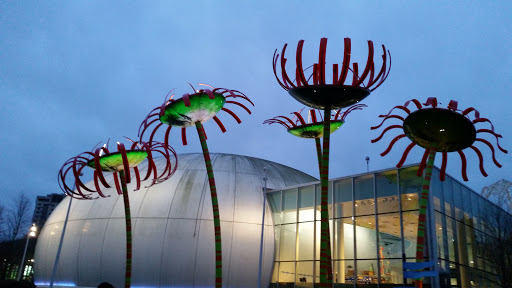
{"left": 273, "top": 37, "right": 391, "bottom": 286}
{"left": 371, "top": 97, "right": 507, "bottom": 288}
{"left": 138, "top": 84, "right": 254, "bottom": 288}
{"left": 58, "top": 140, "right": 177, "bottom": 288}
{"left": 264, "top": 104, "right": 366, "bottom": 173}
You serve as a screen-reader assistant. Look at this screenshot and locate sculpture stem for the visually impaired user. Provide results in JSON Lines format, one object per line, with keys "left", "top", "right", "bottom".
{"left": 119, "top": 170, "right": 132, "bottom": 288}
{"left": 319, "top": 107, "right": 333, "bottom": 286}
{"left": 195, "top": 121, "right": 222, "bottom": 288}
{"left": 315, "top": 137, "right": 322, "bottom": 176}
{"left": 414, "top": 148, "right": 436, "bottom": 288}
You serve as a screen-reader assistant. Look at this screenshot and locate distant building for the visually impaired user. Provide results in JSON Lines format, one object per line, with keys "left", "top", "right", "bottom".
{"left": 32, "top": 194, "right": 65, "bottom": 228}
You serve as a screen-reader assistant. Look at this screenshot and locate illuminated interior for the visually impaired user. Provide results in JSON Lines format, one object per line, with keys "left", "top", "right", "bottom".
{"left": 267, "top": 165, "right": 512, "bottom": 288}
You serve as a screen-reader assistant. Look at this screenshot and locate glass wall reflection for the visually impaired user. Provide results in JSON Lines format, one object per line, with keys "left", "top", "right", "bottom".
{"left": 269, "top": 165, "right": 512, "bottom": 288}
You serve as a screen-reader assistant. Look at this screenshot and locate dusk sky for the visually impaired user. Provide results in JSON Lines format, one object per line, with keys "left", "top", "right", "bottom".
{"left": 1, "top": 1, "right": 511, "bottom": 209}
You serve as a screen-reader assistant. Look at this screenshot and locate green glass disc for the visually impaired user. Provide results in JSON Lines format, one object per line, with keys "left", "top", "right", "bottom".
{"left": 160, "top": 93, "right": 226, "bottom": 127}
{"left": 87, "top": 150, "right": 148, "bottom": 172}
{"left": 287, "top": 121, "right": 344, "bottom": 138}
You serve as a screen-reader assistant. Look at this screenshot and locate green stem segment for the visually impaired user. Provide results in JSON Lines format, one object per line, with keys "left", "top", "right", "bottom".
{"left": 315, "top": 137, "right": 322, "bottom": 176}
{"left": 195, "top": 122, "right": 222, "bottom": 288}
{"left": 319, "top": 107, "right": 333, "bottom": 286}
{"left": 119, "top": 170, "right": 132, "bottom": 288}
{"left": 414, "top": 148, "right": 437, "bottom": 288}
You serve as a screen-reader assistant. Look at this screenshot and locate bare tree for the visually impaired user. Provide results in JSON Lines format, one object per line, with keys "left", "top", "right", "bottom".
{"left": 6, "top": 193, "right": 32, "bottom": 241}
{"left": 481, "top": 179, "right": 512, "bottom": 214}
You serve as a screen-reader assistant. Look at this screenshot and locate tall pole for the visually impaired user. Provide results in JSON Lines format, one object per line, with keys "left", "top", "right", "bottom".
{"left": 49, "top": 195, "right": 73, "bottom": 288}
{"left": 17, "top": 224, "right": 36, "bottom": 282}
{"left": 17, "top": 235, "right": 31, "bottom": 281}
{"left": 257, "top": 168, "right": 268, "bottom": 288}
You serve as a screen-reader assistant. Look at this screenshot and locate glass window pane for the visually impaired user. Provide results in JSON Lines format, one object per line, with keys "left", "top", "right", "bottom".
{"left": 356, "top": 259, "right": 379, "bottom": 284}
{"left": 399, "top": 166, "right": 422, "bottom": 211}
{"left": 376, "top": 170, "right": 399, "bottom": 214}
{"left": 315, "top": 182, "right": 333, "bottom": 220}
{"left": 445, "top": 216, "right": 457, "bottom": 262}
{"left": 280, "top": 224, "right": 296, "bottom": 261}
{"left": 443, "top": 177, "right": 454, "bottom": 218}
{"left": 334, "top": 260, "right": 355, "bottom": 284}
{"left": 402, "top": 211, "right": 419, "bottom": 259}
{"left": 355, "top": 215, "right": 377, "bottom": 259}
{"left": 435, "top": 211, "right": 446, "bottom": 260}
{"left": 381, "top": 259, "right": 404, "bottom": 285}
{"left": 354, "top": 175, "right": 374, "bottom": 216}
{"left": 282, "top": 188, "right": 297, "bottom": 224}
{"left": 334, "top": 218, "right": 355, "bottom": 260}
{"left": 334, "top": 178, "right": 352, "bottom": 218}
{"left": 452, "top": 181, "right": 463, "bottom": 221}
{"left": 278, "top": 261, "right": 295, "bottom": 284}
{"left": 295, "top": 261, "right": 314, "bottom": 286}
{"left": 268, "top": 191, "right": 281, "bottom": 225}
{"left": 298, "top": 185, "right": 315, "bottom": 222}
{"left": 432, "top": 168, "right": 444, "bottom": 213}
{"left": 377, "top": 213, "right": 402, "bottom": 259}
{"left": 297, "top": 222, "right": 314, "bottom": 260}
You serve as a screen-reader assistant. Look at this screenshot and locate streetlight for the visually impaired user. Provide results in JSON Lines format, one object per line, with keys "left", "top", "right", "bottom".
{"left": 17, "top": 224, "right": 37, "bottom": 281}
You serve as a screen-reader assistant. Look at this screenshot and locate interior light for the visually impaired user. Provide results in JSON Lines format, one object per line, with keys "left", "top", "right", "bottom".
{"left": 407, "top": 197, "right": 412, "bottom": 201}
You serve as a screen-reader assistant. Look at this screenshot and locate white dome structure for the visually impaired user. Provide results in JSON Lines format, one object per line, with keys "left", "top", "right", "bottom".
{"left": 34, "top": 153, "right": 316, "bottom": 288}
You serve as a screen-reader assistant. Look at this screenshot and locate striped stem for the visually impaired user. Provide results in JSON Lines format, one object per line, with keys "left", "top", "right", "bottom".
{"left": 195, "top": 121, "right": 222, "bottom": 288}
{"left": 414, "top": 148, "right": 436, "bottom": 288}
{"left": 319, "top": 107, "right": 333, "bottom": 286}
{"left": 315, "top": 137, "right": 322, "bottom": 176}
{"left": 119, "top": 170, "right": 132, "bottom": 288}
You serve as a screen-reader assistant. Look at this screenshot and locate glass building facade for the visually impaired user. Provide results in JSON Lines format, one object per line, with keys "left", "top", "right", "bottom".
{"left": 267, "top": 165, "right": 512, "bottom": 288}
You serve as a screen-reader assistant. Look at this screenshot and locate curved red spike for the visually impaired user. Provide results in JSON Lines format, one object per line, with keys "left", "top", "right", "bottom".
{"left": 94, "top": 148, "right": 110, "bottom": 188}
{"left": 440, "top": 151, "right": 448, "bottom": 181}
{"left": 463, "top": 107, "right": 480, "bottom": 119}
{"left": 273, "top": 50, "right": 288, "bottom": 90}
{"left": 457, "top": 150, "right": 469, "bottom": 181}
{"left": 118, "top": 143, "right": 131, "bottom": 183}
{"left": 318, "top": 38, "right": 327, "bottom": 85}
{"left": 213, "top": 116, "right": 227, "bottom": 133}
{"left": 424, "top": 97, "right": 438, "bottom": 108}
{"left": 380, "top": 134, "right": 406, "bottom": 156}
{"left": 310, "top": 110, "right": 318, "bottom": 123}
{"left": 183, "top": 93, "right": 191, "bottom": 107}
{"left": 475, "top": 138, "right": 502, "bottom": 167}
{"left": 333, "top": 64, "right": 339, "bottom": 85}
{"left": 369, "top": 46, "right": 390, "bottom": 91}
{"left": 93, "top": 171, "right": 106, "bottom": 197}
{"left": 113, "top": 172, "right": 123, "bottom": 195}
{"left": 222, "top": 107, "right": 242, "bottom": 124}
{"left": 417, "top": 148, "right": 432, "bottom": 177}
{"left": 292, "top": 112, "right": 307, "bottom": 125}
{"left": 281, "top": 44, "right": 296, "bottom": 89}
{"left": 139, "top": 118, "right": 161, "bottom": 141}
{"left": 448, "top": 100, "right": 458, "bottom": 111}
{"left": 138, "top": 108, "right": 160, "bottom": 136}
{"left": 371, "top": 124, "right": 403, "bottom": 143}
{"left": 148, "top": 122, "right": 164, "bottom": 144}
{"left": 226, "top": 101, "right": 252, "bottom": 114}
{"left": 403, "top": 99, "right": 423, "bottom": 110}
{"left": 470, "top": 146, "right": 488, "bottom": 177}
{"left": 351, "top": 63, "right": 359, "bottom": 86}
{"left": 163, "top": 126, "right": 172, "bottom": 150}
{"left": 203, "top": 89, "right": 215, "bottom": 100}
{"left": 379, "top": 105, "right": 411, "bottom": 118}
{"left": 473, "top": 118, "right": 495, "bottom": 133}
{"left": 477, "top": 129, "right": 508, "bottom": 153}
{"left": 396, "top": 142, "right": 416, "bottom": 168}
{"left": 371, "top": 115, "right": 405, "bottom": 130}
{"left": 354, "top": 40, "right": 374, "bottom": 87}
{"left": 263, "top": 118, "right": 292, "bottom": 129}
{"left": 296, "top": 40, "right": 309, "bottom": 87}
{"left": 311, "top": 64, "right": 319, "bottom": 85}
{"left": 338, "top": 38, "right": 351, "bottom": 85}
{"left": 275, "top": 115, "right": 297, "bottom": 127}
{"left": 181, "top": 127, "right": 187, "bottom": 146}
